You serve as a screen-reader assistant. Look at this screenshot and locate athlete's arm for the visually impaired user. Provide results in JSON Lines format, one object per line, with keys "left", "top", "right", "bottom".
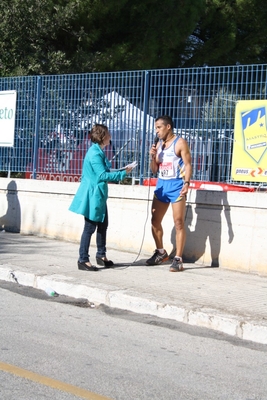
{"left": 176, "top": 138, "right": 192, "bottom": 195}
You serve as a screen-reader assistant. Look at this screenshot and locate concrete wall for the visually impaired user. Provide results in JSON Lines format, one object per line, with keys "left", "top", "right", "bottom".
{"left": 0, "top": 177, "right": 266, "bottom": 276}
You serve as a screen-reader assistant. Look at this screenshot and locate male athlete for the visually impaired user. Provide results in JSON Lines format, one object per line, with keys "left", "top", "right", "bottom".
{"left": 146, "top": 115, "right": 192, "bottom": 272}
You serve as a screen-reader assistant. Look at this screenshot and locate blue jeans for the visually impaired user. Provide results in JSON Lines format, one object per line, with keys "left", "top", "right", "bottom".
{"left": 78, "top": 209, "right": 108, "bottom": 263}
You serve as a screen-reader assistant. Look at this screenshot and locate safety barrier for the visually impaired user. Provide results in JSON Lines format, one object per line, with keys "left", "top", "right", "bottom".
{"left": 143, "top": 178, "right": 255, "bottom": 192}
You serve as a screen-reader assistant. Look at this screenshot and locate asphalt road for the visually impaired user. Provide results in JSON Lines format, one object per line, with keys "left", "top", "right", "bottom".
{"left": 1, "top": 282, "right": 267, "bottom": 400}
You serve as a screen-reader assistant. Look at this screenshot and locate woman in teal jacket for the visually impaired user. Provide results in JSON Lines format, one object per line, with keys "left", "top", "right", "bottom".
{"left": 69, "top": 124, "right": 133, "bottom": 271}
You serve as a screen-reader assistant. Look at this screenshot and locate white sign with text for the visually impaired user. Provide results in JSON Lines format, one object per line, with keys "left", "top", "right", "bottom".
{"left": 0, "top": 90, "right": 17, "bottom": 147}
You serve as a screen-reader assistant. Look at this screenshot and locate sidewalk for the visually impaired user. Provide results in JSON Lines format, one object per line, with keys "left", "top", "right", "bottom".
{"left": 0, "top": 232, "right": 266, "bottom": 345}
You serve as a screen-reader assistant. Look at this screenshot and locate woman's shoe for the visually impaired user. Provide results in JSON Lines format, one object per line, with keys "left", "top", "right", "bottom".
{"left": 77, "top": 261, "right": 98, "bottom": 271}
{"left": 96, "top": 257, "right": 114, "bottom": 268}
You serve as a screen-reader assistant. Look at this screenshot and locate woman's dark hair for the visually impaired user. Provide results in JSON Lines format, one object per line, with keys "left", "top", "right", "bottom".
{"left": 90, "top": 124, "right": 109, "bottom": 144}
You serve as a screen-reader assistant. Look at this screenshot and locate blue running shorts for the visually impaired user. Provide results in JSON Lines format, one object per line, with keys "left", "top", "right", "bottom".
{"left": 154, "top": 178, "right": 184, "bottom": 203}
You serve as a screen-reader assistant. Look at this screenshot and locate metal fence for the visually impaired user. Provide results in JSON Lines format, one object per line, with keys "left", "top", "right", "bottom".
{"left": 1, "top": 64, "right": 267, "bottom": 185}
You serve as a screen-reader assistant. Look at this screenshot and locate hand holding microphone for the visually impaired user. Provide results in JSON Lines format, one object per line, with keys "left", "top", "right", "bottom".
{"left": 150, "top": 136, "right": 159, "bottom": 161}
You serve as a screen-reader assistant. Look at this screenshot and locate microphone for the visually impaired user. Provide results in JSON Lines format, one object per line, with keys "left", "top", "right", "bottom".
{"left": 154, "top": 136, "right": 159, "bottom": 146}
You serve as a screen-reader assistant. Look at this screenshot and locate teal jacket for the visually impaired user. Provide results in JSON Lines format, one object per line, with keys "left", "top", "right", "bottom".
{"left": 69, "top": 143, "right": 127, "bottom": 222}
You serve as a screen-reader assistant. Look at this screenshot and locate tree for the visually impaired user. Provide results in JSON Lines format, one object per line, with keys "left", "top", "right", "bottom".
{"left": 0, "top": 0, "right": 205, "bottom": 76}
{"left": 0, "top": 0, "right": 81, "bottom": 76}
{"left": 183, "top": 0, "right": 267, "bottom": 67}
{"left": 81, "top": 0, "right": 206, "bottom": 71}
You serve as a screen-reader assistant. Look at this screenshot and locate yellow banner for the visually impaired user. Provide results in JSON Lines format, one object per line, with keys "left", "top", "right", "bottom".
{"left": 232, "top": 100, "right": 267, "bottom": 182}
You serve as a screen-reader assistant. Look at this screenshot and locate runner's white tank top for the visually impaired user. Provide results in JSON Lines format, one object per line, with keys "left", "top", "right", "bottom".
{"left": 157, "top": 136, "right": 186, "bottom": 180}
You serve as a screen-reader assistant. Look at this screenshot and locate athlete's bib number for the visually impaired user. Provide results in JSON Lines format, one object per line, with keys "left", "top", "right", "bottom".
{"left": 159, "top": 162, "right": 174, "bottom": 178}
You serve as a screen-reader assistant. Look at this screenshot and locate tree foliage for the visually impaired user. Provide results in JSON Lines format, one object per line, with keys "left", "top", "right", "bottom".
{"left": 1, "top": 0, "right": 267, "bottom": 77}
{"left": 184, "top": 0, "right": 267, "bottom": 67}
{"left": 0, "top": 0, "right": 205, "bottom": 76}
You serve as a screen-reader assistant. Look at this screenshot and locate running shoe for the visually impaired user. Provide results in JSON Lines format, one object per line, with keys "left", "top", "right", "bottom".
{"left": 169, "top": 257, "right": 184, "bottom": 272}
{"left": 146, "top": 249, "right": 169, "bottom": 265}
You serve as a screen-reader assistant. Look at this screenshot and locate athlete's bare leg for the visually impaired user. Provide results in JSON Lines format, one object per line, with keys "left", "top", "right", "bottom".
{"left": 171, "top": 197, "right": 186, "bottom": 257}
{"left": 151, "top": 197, "right": 169, "bottom": 249}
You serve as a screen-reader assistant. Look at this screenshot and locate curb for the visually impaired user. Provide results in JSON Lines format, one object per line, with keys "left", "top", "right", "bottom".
{"left": 1, "top": 266, "right": 267, "bottom": 345}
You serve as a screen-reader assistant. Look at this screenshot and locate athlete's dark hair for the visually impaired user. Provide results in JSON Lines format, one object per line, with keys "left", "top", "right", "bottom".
{"left": 155, "top": 115, "right": 174, "bottom": 130}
